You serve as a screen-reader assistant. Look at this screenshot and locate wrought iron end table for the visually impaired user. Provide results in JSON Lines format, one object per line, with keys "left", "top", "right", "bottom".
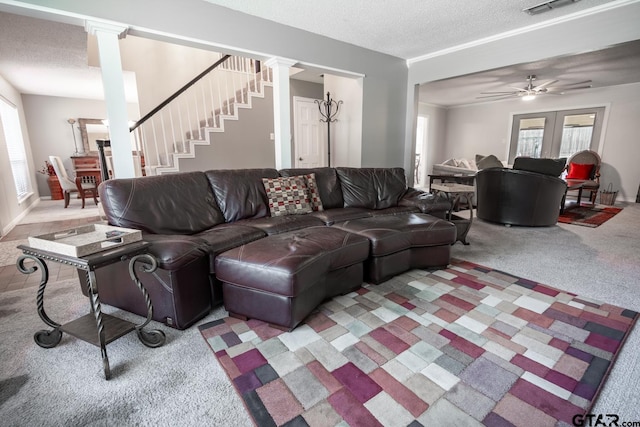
{"left": 431, "top": 183, "right": 475, "bottom": 245}
{"left": 16, "top": 241, "right": 165, "bottom": 380}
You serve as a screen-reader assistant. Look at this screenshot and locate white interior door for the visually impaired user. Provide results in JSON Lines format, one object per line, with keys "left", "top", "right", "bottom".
{"left": 293, "top": 96, "right": 324, "bottom": 168}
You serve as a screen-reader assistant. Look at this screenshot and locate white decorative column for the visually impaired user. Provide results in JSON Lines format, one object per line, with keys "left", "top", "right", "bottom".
{"left": 265, "top": 57, "right": 296, "bottom": 169}
{"left": 85, "top": 21, "right": 135, "bottom": 178}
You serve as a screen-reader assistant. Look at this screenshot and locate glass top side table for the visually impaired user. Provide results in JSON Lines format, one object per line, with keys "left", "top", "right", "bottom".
{"left": 16, "top": 240, "right": 166, "bottom": 380}
{"left": 431, "top": 183, "right": 475, "bottom": 245}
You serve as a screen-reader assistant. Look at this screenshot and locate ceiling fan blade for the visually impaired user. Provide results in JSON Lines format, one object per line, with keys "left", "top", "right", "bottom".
{"left": 508, "top": 86, "right": 526, "bottom": 91}
{"left": 554, "top": 80, "right": 593, "bottom": 87}
{"left": 562, "top": 85, "right": 593, "bottom": 91}
{"left": 476, "top": 94, "right": 517, "bottom": 99}
{"left": 479, "top": 91, "right": 519, "bottom": 95}
{"left": 535, "top": 79, "right": 559, "bottom": 89}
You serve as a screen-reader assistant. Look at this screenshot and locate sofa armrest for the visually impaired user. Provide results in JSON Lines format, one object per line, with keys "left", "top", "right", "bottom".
{"left": 142, "top": 233, "right": 210, "bottom": 271}
{"left": 400, "top": 188, "right": 452, "bottom": 217}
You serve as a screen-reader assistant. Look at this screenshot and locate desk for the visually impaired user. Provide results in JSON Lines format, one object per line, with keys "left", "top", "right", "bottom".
{"left": 16, "top": 241, "right": 165, "bottom": 380}
{"left": 431, "top": 183, "right": 475, "bottom": 245}
{"left": 71, "top": 155, "right": 99, "bottom": 171}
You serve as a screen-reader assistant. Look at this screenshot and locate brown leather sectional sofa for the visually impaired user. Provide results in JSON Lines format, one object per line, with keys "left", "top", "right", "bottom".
{"left": 85, "top": 167, "right": 455, "bottom": 330}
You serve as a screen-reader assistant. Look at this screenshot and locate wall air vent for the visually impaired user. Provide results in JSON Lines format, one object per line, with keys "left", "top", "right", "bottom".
{"left": 523, "top": 0, "right": 581, "bottom": 15}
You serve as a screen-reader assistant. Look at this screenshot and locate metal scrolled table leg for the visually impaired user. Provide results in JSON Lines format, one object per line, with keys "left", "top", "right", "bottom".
{"left": 16, "top": 255, "right": 63, "bottom": 348}
{"left": 86, "top": 269, "right": 111, "bottom": 380}
{"left": 128, "top": 254, "right": 166, "bottom": 348}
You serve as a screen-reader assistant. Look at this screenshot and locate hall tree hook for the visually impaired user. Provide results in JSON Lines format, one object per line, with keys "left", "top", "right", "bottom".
{"left": 315, "top": 92, "right": 342, "bottom": 167}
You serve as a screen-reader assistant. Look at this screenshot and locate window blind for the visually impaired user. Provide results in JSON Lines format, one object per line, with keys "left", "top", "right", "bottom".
{"left": 0, "top": 97, "right": 32, "bottom": 201}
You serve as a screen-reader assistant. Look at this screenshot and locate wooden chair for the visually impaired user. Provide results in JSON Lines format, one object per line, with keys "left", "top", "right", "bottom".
{"left": 48, "top": 155, "right": 99, "bottom": 208}
{"left": 564, "top": 150, "right": 601, "bottom": 205}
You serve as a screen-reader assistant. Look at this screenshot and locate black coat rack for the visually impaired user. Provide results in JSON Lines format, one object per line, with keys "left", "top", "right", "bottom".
{"left": 315, "top": 92, "right": 342, "bottom": 167}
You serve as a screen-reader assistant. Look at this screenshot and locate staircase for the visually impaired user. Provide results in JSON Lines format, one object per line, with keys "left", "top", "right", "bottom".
{"left": 131, "top": 56, "right": 273, "bottom": 175}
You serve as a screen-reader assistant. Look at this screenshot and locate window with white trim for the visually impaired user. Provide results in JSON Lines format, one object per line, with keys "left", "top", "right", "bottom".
{"left": 508, "top": 107, "right": 605, "bottom": 163}
{"left": 0, "top": 96, "right": 32, "bottom": 202}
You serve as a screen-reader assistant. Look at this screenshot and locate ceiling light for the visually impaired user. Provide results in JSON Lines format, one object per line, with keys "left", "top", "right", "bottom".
{"left": 522, "top": 94, "right": 536, "bottom": 101}
{"left": 523, "top": 0, "right": 581, "bottom": 15}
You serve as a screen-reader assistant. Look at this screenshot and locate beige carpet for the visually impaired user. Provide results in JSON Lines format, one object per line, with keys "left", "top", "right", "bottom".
{"left": 19, "top": 199, "right": 102, "bottom": 224}
{"left": 0, "top": 239, "right": 27, "bottom": 268}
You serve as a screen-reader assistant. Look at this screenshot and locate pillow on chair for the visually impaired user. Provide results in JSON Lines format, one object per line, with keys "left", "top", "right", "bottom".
{"left": 566, "top": 163, "right": 594, "bottom": 180}
{"left": 476, "top": 154, "right": 503, "bottom": 169}
{"left": 513, "top": 157, "right": 566, "bottom": 177}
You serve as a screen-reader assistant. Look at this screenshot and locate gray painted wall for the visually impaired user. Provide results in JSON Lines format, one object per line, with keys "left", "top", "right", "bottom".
{"left": 21, "top": 95, "right": 139, "bottom": 197}
{"left": 178, "top": 87, "right": 275, "bottom": 171}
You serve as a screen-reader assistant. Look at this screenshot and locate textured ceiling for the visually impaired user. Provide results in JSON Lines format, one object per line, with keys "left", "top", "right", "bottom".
{"left": 0, "top": 12, "right": 138, "bottom": 101}
{"left": 0, "top": 1, "right": 638, "bottom": 106}
{"left": 202, "top": 0, "right": 617, "bottom": 60}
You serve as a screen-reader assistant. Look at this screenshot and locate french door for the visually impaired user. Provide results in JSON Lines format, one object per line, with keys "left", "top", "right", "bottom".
{"left": 508, "top": 107, "right": 605, "bottom": 163}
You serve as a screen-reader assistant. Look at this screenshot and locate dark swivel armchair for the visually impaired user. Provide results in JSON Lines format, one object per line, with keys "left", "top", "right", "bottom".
{"left": 476, "top": 160, "right": 568, "bottom": 227}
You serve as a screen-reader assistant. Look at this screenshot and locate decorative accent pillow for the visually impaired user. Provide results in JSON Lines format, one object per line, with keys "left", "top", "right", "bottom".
{"left": 458, "top": 159, "right": 473, "bottom": 170}
{"left": 262, "top": 176, "right": 313, "bottom": 217}
{"left": 476, "top": 154, "right": 503, "bottom": 170}
{"left": 566, "top": 162, "right": 594, "bottom": 180}
{"left": 302, "top": 173, "right": 324, "bottom": 212}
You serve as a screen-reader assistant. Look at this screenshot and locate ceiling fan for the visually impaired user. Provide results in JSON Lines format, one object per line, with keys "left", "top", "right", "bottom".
{"left": 477, "top": 75, "right": 592, "bottom": 101}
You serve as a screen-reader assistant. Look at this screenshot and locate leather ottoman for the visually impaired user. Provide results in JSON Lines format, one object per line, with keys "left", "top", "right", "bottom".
{"left": 215, "top": 226, "right": 370, "bottom": 330}
{"left": 332, "top": 213, "right": 456, "bottom": 284}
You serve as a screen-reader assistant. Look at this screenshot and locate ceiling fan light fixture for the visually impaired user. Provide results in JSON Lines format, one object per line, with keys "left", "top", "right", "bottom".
{"left": 523, "top": 0, "right": 581, "bottom": 15}
{"left": 522, "top": 94, "right": 536, "bottom": 101}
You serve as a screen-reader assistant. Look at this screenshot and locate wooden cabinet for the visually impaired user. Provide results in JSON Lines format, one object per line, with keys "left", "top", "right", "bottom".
{"left": 71, "top": 155, "right": 99, "bottom": 172}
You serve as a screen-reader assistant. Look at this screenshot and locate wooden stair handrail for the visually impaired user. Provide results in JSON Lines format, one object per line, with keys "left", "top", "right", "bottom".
{"left": 130, "top": 54, "right": 232, "bottom": 132}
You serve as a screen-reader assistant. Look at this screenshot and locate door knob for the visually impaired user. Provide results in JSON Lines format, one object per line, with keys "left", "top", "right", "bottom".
{"left": 299, "top": 157, "right": 303, "bottom": 161}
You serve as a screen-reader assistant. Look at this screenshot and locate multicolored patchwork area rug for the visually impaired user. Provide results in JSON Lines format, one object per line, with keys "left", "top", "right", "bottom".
{"left": 199, "top": 259, "right": 637, "bottom": 427}
{"left": 558, "top": 204, "right": 622, "bottom": 228}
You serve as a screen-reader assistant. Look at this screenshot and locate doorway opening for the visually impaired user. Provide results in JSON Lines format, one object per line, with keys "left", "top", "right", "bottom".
{"left": 414, "top": 115, "right": 429, "bottom": 188}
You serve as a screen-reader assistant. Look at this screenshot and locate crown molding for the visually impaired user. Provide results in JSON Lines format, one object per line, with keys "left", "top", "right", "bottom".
{"left": 406, "top": 0, "right": 640, "bottom": 66}
{"left": 85, "top": 20, "right": 128, "bottom": 38}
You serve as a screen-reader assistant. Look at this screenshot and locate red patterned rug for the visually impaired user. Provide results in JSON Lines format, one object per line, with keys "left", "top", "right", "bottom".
{"left": 199, "top": 259, "right": 637, "bottom": 426}
{"left": 558, "top": 204, "right": 622, "bottom": 228}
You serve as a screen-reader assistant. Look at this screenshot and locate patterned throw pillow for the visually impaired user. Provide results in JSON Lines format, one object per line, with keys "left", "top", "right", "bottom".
{"left": 302, "top": 173, "right": 324, "bottom": 212}
{"left": 262, "top": 176, "right": 313, "bottom": 217}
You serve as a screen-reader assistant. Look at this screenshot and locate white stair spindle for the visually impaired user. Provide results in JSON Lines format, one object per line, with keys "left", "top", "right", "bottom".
{"left": 168, "top": 106, "right": 178, "bottom": 153}
{"left": 150, "top": 118, "right": 161, "bottom": 166}
{"left": 159, "top": 111, "right": 171, "bottom": 165}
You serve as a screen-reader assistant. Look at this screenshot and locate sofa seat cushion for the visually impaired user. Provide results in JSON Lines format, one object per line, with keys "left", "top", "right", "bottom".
{"left": 399, "top": 189, "right": 452, "bottom": 216}
{"left": 333, "top": 213, "right": 456, "bottom": 257}
{"left": 195, "top": 224, "right": 267, "bottom": 273}
{"left": 195, "top": 224, "right": 267, "bottom": 254}
{"left": 369, "top": 206, "right": 420, "bottom": 217}
{"left": 236, "top": 215, "right": 325, "bottom": 235}
{"left": 310, "top": 207, "right": 371, "bottom": 225}
{"left": 215, "top": 227, "right": 369, "bottom": 297}
{"left": 142, "top": 233, "right": 210, "bottom": 271}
